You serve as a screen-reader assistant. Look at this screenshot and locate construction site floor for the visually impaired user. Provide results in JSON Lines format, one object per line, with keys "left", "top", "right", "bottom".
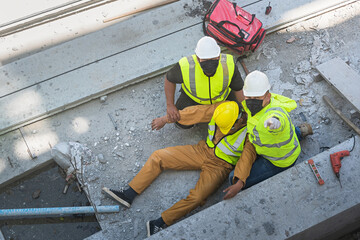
{"left": 1, "top": 0, "right": 360, "bottom": 239}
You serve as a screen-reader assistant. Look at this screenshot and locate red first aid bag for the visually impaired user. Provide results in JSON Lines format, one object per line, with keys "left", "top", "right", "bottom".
{"left": 203, "top": 0, "right": 266, "bottom": 55}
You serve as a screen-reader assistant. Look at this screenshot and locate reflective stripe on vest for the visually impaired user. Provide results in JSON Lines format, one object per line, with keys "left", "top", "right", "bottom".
{"left": 206, "top": 118, "right": 247, "bottom": 165}
{"left": 216, "top": 128, "right": 247, "bottom": 157}
{"left": 208, "top": 121, "right": 216, "bottom": 142}
{"left": 252, "top": 107, "right": 294, "bottom": 149}
{"left": 243, "top": 101, "right": 300, "bottom": 167}
{"left": 261, "top": 138, "right": 299, "bottom": 161}
{"left": 180, "top": 54, "right": 234, "bottom": 104}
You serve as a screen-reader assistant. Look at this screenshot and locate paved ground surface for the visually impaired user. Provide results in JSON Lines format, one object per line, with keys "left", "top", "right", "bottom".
{"left": 0, "top": 1, "right": 359, "bottom": 239}
{"left": 0, "top": 0, "right": 157, "bottom": 66}
{"left": 145, "top": 137, "right": 360, "bottom": 240}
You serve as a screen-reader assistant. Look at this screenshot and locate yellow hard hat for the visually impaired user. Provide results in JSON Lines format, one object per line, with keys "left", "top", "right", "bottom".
{"left": 213, "top": 101, "right": 239, "bottom": 134}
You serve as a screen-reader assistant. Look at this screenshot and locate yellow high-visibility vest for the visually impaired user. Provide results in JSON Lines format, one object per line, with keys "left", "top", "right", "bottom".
{"left": 206, "top": 118, "right": 247, "bottom": 165}
{"left": 242, "top": 93, "right": 300, "bottom": 167}
{"left": 179, "top": 54, "right": 235, "bottom": 104}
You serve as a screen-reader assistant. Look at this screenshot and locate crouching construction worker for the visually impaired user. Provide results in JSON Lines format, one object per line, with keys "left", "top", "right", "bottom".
{"left": 164, "top": 36, "right": 244, "bottom": 128}
{"left": 102, "top": 101, "right": 257, "bottom": 237}
{"left": 228, "top": 70, "right": 313, "bottom": 188}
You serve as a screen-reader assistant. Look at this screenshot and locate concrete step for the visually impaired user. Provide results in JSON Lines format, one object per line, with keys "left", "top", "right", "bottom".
{"left": 0, "top": 128, "right": 54, "bottom": 189}
{"left": 146, "top": 136, "right": 360, "bottom": 240}
{"left": 0, "top": 0, "right": 355, "bottom": 135}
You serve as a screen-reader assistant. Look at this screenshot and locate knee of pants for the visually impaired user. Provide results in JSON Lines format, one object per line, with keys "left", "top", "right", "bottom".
{"left": 187, "top": 189, "right": 206, "bottom": 206}
{"left": 146, "top": 150, "right": 164, "bottom": 168}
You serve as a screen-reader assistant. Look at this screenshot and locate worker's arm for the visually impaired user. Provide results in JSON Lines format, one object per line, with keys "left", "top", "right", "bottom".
{"left": 164, "top": 77, "right": 180, "bottom": 122}
{"left": 229, "top": 65, "right": 244, "bottom": 104}
{"left": 233, "top": 89, "right": 245, "bottom": 103}
{"left": 223, "top": 136, "right": 257, "bottom": 200}
{"left": 152, "top": 102, "right": 224, "bottom": 130}
{"left": 263, "top": 112, "right": 287, "bottom": 133}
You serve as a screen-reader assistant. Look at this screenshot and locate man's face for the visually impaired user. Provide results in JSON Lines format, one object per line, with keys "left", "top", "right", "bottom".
{"left": 244, "top": 91, "right": 270, "bottom": 106}
{"left": 197, "top": 56, "right": 220, "bottom": 62}
{"left": 245, "top": 95, "right": 266, "bottom": 102}
{"left": 244, "top": 91, "right": 270, "bottom": 116}
{"left": 197, "top": 56, "right": 220, "bottom": 77}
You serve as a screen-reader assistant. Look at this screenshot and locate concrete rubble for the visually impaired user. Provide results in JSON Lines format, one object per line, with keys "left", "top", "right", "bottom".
{"left": 0, "top": 0, "right": 360, "bottom": 239}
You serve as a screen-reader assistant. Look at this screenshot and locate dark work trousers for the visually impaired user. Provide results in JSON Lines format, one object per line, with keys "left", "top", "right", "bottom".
{"left": 175, "top": 89, "right": 238, "bottom": 129}
{"left": 228, "top": 127, "right": 302, "bottom": 188}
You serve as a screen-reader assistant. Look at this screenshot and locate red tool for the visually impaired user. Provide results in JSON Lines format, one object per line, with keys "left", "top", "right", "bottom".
{"left": 308, "top": 159, "right": 325, "bottom": 185}
{"left": 330, "top": 150, "right": 350, "bottom": 188}
{"left": 265, "top": 2, "right": 272, "bottom": 15}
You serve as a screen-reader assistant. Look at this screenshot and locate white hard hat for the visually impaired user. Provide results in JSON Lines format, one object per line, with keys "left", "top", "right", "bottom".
{"left": 243, "top": 71, "right": 271, "bottom": 97}
{"left": 195, "top": 36, "right": 221, "bottom": 59}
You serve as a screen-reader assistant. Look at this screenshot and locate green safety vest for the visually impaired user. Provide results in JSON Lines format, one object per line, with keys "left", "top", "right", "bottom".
{"left": 242, "top": 93, "right": 300, "bottom": 167}
{"left": 179, "top": 54, "right": 235, "bottom": 104}
{"left": 206, "top": 118, "right": 247, "bottom": 165}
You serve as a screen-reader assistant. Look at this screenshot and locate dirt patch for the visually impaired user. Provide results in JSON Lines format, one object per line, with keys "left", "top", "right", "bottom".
{"left": 184, "top": 0, "right": 213, "bottom": 18}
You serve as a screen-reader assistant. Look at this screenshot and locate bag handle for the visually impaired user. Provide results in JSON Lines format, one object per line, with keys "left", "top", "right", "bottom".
{"left": 232, "top": 2, "right": 255, "bottom": 25}
{"left": 217, "top": 21, "right": 245, "bottom": 39}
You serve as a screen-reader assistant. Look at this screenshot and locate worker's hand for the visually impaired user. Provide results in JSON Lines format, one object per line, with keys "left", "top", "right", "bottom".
{"left": 166, "top": 104, "right": 180, "bottom": 122}
{"left": 151, "top": 116, "right": 167, "bottom": 130}
{"left": 223, "top": 180, "right": 244, "bottom": 200}
{"left": 264, "top": 117, "right": 281, "bottom": 130}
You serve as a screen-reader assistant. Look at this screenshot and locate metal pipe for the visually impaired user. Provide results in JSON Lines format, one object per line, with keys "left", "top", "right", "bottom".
{"left": 0, "top": 205, "right": 119, "bottom": 217}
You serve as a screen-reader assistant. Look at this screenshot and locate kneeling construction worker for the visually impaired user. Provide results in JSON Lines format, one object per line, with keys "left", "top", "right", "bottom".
{"left": 228, "top": 70, "right": 313, "bottom": 187}
{"left": 164, "top": 36, "right": 244, "bottom": 128}
{"left": 102, "top": 101, "right": 257, "bottom": 236}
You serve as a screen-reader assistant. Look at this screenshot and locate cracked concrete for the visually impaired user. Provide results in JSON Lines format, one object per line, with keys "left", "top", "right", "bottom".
{"left": 0, "top": 1, "right": 360, "bottom": 239}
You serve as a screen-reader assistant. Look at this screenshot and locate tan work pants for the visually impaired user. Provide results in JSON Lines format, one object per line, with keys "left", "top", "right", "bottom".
{"left": 129, "top": 140, "right": 233, "bottom": 226}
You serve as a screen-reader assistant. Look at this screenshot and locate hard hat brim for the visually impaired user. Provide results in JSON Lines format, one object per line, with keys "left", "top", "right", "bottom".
{"left": 219, "top": 125, "right": 232, "bottom": 135}
{"left": 195, "top": 48, "right": 221, "bottom": 59}
{"left": 243, "top": 89, "right": 268, "bottom": 97}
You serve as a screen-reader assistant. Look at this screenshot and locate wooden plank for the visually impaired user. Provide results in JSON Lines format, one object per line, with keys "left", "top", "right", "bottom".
{"left": 317, "top": 58, "right": 360, "bottom": 112}
{"left": 0, "top": 0, "right": 356, "bottom": 135}
{"left": 323, "top": 95, "right": 360, "bottom": 136}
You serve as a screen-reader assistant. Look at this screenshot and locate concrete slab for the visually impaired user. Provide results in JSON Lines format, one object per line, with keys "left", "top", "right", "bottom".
{"left": 0, "top": 0, "right": 188, "bottom": 66}
{"left": 0, "top": 0, "right": 355, "bottom": 135}
{"left": 0, "top": 23, "right": 201, "bottom": 135}
{"left": 1, "top": 0, "right": 74, "bottom": 25}
{"left": 0, "top": 0, "right": 213, "bottom": 96}
{"left": 316, "top": 57, "right": 360, "bottom": 112}
{"left": 1, "top": 0, "right": 353, "bottom": 96}
{"left": 0, "top": 129, "right": 52, "bottom": 189}
{"left": 0, "top": 0, "right": 229, "bottom": 96}
{"left": 148, "top": 136, "right": 360, "bottom": 240}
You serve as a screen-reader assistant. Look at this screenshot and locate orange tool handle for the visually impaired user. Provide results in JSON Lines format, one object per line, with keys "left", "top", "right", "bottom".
{"left": 330, "top": 150, "right": 350, "bottom": 174}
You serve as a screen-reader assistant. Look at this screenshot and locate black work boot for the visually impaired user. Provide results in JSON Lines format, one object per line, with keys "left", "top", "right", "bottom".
{"left": 146, "top": 220, "right": 165, "bottom": 237}
{"left": 102, "top": 187, "right": 132, "bottom": 208}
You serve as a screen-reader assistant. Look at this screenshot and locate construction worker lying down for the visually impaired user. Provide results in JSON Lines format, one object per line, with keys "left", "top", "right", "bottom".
{"left": 102, "top": 101, "right": 257, "bottom": 237}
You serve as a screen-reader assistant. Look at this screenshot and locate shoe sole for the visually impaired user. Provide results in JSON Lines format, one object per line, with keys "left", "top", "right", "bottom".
{"left": 102, "top": 187, "right": 131, "bottom": 208}
{"left": 146, "top": 221, "right": 151, "bottom": 237}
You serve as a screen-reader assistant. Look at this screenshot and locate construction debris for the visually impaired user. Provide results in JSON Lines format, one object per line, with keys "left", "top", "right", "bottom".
{"left": 286, "top": 36, "right": 296, "bottom": 43}
{"left": 32, "top": 190, "right": 41, "bottom": 199}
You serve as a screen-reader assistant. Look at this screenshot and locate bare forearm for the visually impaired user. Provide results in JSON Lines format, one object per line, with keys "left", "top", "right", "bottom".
{"left": 234, "top": 90, "right": 245, "bottom": 103}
